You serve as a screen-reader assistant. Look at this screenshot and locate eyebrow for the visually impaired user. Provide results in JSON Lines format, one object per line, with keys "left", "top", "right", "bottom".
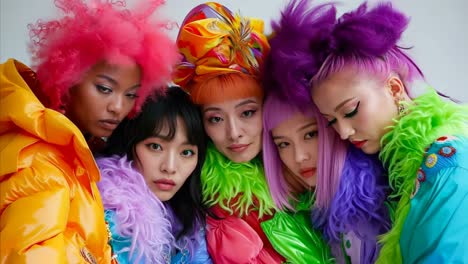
{"left": 235, "top": 99, "right": 258, "bottom": 108}
{"left": 203, "top": 99, "right": 258, "bottom": 113}
{"left": 272, "top": 121, "right": 317, "bottom": 140}
{"left": 334, "top": 97, "right": 355, "bottom": 112}
{"left": 151, "top": 135, "right": 193, "bottom": 146}
{"left": 96, "top": 74, "right": 141, "bottom": 89}
{"left": 96, "top": 74, "right": 117, "bottom": 85}
{"left": 299, "top": 121, "right": 317, "bottom": 131}
{"left": 272, "top": 135, "right": 284, "bottom": 140}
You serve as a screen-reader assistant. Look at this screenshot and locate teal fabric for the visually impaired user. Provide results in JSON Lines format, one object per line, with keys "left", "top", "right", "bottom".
{"left": 401, "top": 136, "right": 468, "bottom": 263}
{"left": 105, "top": 210, "right": 150, "bottom": 264}
{"left": 171, "top": 228, "right": 212, "bottom": 264}
{"left": 261, "top": 192, "right": 334, "bottom": 264}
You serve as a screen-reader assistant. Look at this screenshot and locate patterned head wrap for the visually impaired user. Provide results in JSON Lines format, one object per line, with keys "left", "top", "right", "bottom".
{"left": 174, "top": 2, "right": 269, "bottom": 91}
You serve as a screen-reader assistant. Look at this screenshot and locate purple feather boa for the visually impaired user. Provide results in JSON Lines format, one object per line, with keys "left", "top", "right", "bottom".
{"left": 166, "top": 205, "right": 203, "bottom": 261}
{"left": 313, "top": 147, "right": 391, "bottom": 263}
{"left": 96, "top": 155, "right": 173, "bottom": 263}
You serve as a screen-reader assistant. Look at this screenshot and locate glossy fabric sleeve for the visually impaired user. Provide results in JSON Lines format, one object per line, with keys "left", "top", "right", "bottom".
{"left": 401, "top": 166, "right": 468, "bottom": 263}
{"left": 262, "top": 211, "right": 334, "bottom": 264}
{"left": 1, "top": 147, "right": 71, "bottom": 263}
{"left": 206, "top": 215, "right": 283, "bottom": 264}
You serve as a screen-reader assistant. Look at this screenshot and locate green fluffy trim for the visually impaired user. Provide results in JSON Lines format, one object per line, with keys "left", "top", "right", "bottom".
{"left": 201, "top": 143, "right": 276, "bottom": 217}
{"left": 376, "top": 89, "right": 468, "bottom": 263}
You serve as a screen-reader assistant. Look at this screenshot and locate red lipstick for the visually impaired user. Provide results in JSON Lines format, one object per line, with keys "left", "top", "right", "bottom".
{"left": 300, "top": 167, "right": 317, "bottom": 178}
{"left": 351, "top": 140, "right": 367, "bottom": 149}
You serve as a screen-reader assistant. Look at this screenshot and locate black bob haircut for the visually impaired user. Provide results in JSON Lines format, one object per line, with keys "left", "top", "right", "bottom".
{"left": 102, "top": 86, "right": 207, "bottom": 240}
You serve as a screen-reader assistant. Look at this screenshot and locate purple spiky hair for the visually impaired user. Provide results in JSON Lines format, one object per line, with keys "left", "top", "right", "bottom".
{"left": 330, "top": 2, "right": 409, "bottom": 57}
{"left": 265, "top": 0, "right": 412, "bottom": 105}
{"left": 264, "top": 0, "right": 336, "bottom": 107}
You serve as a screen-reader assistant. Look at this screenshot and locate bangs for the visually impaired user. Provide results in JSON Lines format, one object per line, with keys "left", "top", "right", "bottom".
{"left": 188, "top": 73, "right": 264, "bottom": 105}
{"left": 151, "top": 116, "right": 177, "bottom": 141}
{"left": 151, "top": 106, "right": 205, "bottom": 148}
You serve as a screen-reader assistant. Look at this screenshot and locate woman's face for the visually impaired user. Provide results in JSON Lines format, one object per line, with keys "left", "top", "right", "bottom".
{"left": 311, "top": 68, "right": 402, "bottom": 154}
{"left": 202, "top": 97, "right": 263, "bottom": 163}
{"left": 134, "top": 117, "right": 198, "bottom": 202}
{"left": 66, "top": 61, "right": 141, "bottom": 137}
{"left": 312, "top": 68, "right": 405, "bottom": 154}
{"left": 272, "top": 113, "right": 318, "bottom": 188}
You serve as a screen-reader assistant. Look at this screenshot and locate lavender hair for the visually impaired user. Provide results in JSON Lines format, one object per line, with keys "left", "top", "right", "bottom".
{"left": 265, "top": 1, "right": 393, "bottom": 261}
{"left": 262, "top": 92, "right": 313, "bottom": 210}
{"left": 263, "top": 91, "right": 348, "bottom": 210}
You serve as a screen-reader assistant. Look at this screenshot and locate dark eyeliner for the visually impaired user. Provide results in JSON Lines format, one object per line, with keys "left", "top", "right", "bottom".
{"left": 344, "top": 101, "right": 360, "bottom": 118}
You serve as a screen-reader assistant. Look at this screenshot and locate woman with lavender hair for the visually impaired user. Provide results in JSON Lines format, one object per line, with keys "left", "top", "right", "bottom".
{"left": 278, "top": 0, "right": 468, "bottom": 263}
{"left": 263, "top": 0, "right": 392, "bottom": 263}
{"left": 96, "top": 87, "right": 211, "bottom": 264}
{"left": 261, "top": 93, "right": 334, "bottom": 263}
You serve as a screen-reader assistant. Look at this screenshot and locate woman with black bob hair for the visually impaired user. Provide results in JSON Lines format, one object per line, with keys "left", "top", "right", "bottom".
{"left": 96, "top": 86, "right": 211, "bottom": 264}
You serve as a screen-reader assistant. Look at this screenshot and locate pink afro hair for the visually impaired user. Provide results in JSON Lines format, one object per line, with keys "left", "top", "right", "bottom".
{"left": 28, "top": 0, "right": 180, "bottom": 116}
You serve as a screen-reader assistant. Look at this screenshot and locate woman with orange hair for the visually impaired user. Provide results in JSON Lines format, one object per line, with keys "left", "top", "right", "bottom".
{"left": 174, "top": 2, "right": 284, "bottom": 263}
{"left": 0, "top": 0, "right": 179, "bottom": 263}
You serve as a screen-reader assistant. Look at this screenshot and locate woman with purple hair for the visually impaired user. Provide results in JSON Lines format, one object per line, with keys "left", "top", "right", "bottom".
{"left": 261, "top": 93, "right": 334, "bottom": 263}
{"left": 95, "top": 87, "right": 211, "bottom": 264}
{"left": 275, "top": 0, "right": 468, "bottom": 263}
{"left": 264, "top": 0, "right": 393, "bottom": 263}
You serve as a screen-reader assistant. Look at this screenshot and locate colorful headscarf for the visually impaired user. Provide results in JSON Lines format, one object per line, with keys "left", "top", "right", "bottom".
{"left": 174, "top": 2, "right": 270, "bottom": 89}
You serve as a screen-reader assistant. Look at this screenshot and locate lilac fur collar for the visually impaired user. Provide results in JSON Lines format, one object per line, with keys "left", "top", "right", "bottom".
{"left": 313, "top": 147, "right": 391, "bottom": 263}
{"left": 96, "top": 155, "right": 173, "bottom": 263}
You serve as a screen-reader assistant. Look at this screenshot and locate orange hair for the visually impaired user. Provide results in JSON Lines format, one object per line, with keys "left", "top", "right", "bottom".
{"left": 187, "top": 73, "right": 264, "bottom": 105}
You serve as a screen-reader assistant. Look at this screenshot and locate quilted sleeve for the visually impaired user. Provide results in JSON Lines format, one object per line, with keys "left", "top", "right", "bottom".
{"left": 1, "top": 144, "right": 72, "bottom": 264}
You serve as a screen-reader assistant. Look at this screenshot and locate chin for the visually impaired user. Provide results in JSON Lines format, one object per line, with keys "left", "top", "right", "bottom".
{"left": 156, "top": 193, "right": 172, "bottom": 202}
{"left": 226, "top": 152, "right": 257, "bottom": 163}
{"left": 227, "top": 155, "right": 253, "bottom": 163}
{"left": 91, "top": 128, "right": 113, "bottom": 138}
{"left": 362, "top": 144, "right": 380, "bottom": 155}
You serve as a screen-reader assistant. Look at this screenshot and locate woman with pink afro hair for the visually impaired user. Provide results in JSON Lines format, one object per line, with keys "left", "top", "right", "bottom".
{"left": 0, "top": 0, "right": 178, "bottom": 263}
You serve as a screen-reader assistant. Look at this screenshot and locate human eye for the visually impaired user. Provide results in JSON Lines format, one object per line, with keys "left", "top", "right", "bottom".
{"left": 305, "top": 130, "right": 318, "bottom": 139}
{"left": 181, "top": 149, "right": 196, "bottom": 157}
{"left": 96, "top": 84, "right": 112, "bottom": 94}
{"left": 126, "top": 92, "right": 139, "bottom": 99}
{"left": 241, "top": 109, "right": 256, "bottom": 118}
{"left": 275, "top": 141, "right": 290, "bottom": 149}
{"left": 344, "top": 101, "right": 360, "bottom": 118}
{"left": 208, "top": 116, "right": 223, "bottom": 124}
{"left": 327, "top": 118, "right": 337, "bottom": 127}
{"left": 146, "top": 143, "right": 162, "bottom": 151}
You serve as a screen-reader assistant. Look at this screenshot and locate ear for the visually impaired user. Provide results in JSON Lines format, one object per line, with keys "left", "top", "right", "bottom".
{"left": 385, "top": 75, "right": 405, "bottom": 100}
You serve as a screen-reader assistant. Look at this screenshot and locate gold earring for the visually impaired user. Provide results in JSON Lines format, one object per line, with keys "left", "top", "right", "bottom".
{"left": 397, "top": 100, "right": 406, "bottom": 115}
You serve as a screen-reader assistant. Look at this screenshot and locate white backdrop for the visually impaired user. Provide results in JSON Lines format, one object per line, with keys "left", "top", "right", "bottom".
{"left": 1, "top": 0, "right": 467, "bottom": 102}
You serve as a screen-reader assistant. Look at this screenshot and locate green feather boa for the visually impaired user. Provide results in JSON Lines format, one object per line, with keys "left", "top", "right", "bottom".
{"left": 201, "top": 142, "right": 275, "bottom": 217}
{"left": 376, "top": 89, "right": 468, "bottom": 263}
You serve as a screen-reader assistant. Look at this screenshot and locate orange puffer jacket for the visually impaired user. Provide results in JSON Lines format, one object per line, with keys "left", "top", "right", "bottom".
{"left": 0, "top": 59, "right": 112, "bottom": 264}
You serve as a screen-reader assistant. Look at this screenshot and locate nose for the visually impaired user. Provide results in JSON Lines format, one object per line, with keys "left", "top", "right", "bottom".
{"left": 294, "top": 144, "right": 311, "bottom": 163}
{"left": 227, "top": 117, "right": 242, "bottom": 140}
{"left": 107, "top": 94, "right": 125, "bottom": 115}
{"left": 335, "top": 120, "right": 355, "bottom": 140}
{"left": 160, "top": 151, "right": 176, "bottom": 175}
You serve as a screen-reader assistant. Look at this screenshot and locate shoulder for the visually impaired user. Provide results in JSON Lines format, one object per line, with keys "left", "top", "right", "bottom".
{"left": 419, "top": 135, "right": 468, "bottom": 181}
